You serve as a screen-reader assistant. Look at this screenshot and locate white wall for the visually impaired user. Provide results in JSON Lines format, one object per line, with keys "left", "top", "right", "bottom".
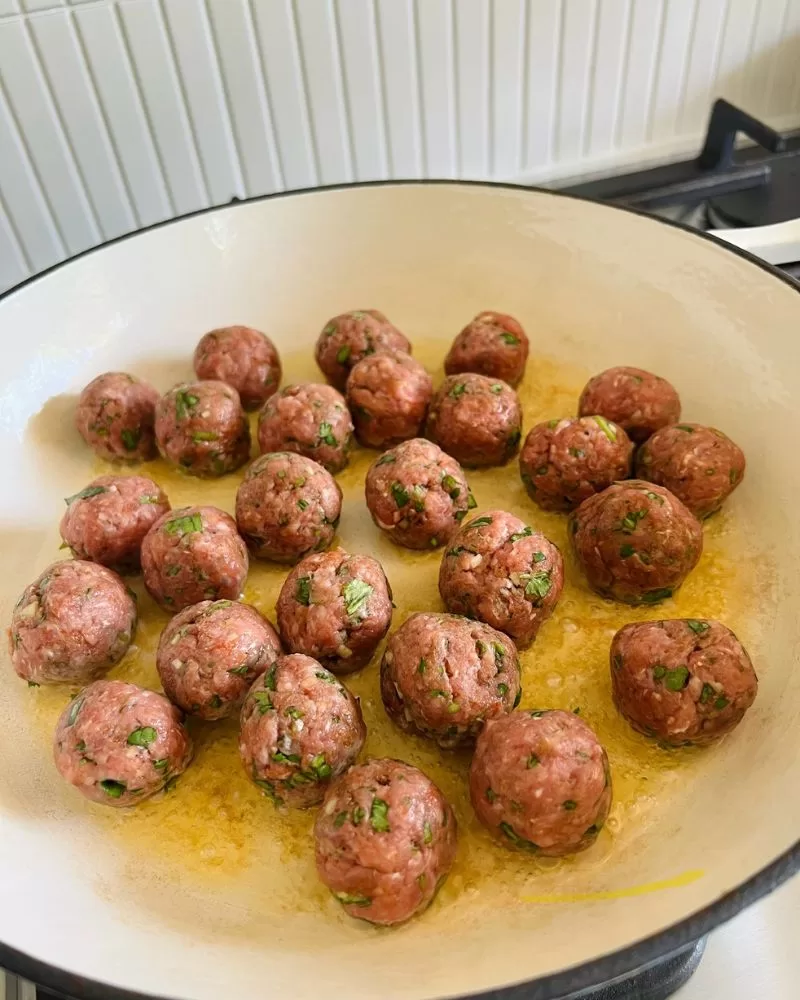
{"left": 1, "top": 0, "right": 799, "bottom": 293}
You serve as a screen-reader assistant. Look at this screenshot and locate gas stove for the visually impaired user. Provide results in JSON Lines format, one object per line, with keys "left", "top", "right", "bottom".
{"left": 559, "top": 99, "right": 800, "bottom": 279}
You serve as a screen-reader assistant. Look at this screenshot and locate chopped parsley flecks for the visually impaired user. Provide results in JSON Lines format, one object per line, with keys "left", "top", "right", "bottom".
{"left": 343, "top": 578, "right": 373, "bottom": 618}
{"left": 164, "top": 512, "right": 203, "bottom": 536}
{"left": 65, "top": 485, "right": 108, "bottom": 506}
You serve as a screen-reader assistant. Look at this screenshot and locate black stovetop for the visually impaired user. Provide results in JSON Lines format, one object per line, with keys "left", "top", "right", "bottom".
{"left": 557, "top": 98, "right": 800, "bottom": 278}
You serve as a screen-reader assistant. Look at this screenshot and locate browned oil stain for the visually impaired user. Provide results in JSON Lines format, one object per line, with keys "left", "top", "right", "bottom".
{"left": 25, "top": 340, "right": 762, "bottom": 926}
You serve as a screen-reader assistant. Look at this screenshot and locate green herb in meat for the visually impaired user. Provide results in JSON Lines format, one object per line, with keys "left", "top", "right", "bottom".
{"left": 120, "top": 428, "right": 141, "bottom": 451}
{"left": 423, "top": 821, "right": 433, "bottom": 845}
{"left": 499, "top": 822, "right": 539, "bottom": 851}
{"left": 469, "top": 516, "right": 493, "bottom": 528}
{"left": 662, "top": 666, "right": 690, "bottom": 691}
{"left": 499, "top": 332, "right": 519, "bottom": 345}
{"left": 99, "top": 779, "right": 126, "bottom": 799}
{"left": 335, "top": 345, "right": 351, "bottom": 365}
{"left": 370, "top": 797, "right": 391, "bottom": 832}
{"left": 619, "top": 510, "right": 647, "bottom": 533}
{"left": 164, "top": 512, "right": 203, "bottom": 536}
{"left": 375, "top": 453, "right": 396, "bottom": 466}
{"left": 64, "top": 485, "right": 108, "bottom": 506}
{"left": 309, "top": 754, "right": 332, "bottom": 779}
{"left": 686, "top": 620, "right": 710, "bottom": 634}
{"left": 441, "top": 474, "right": 461, "bottom": 499}
{"left": 563, "top": 800, "right": 577, "bottom": 811}
{"left": 319, "top": 422, "right": 337, "bottom": 447}
{"left": 593, "top": 415, "right": 617, "bottom": 442}
{"left": 191, "top": 431, "right": 218, "bottom": 443}
{"left": 334, "top": 892, "right": 371, "bottom": 907}
{"left": 66, "top": 697, "right": 84, "bottom": 727}
{"left": 127, "top": 727, "right": 157, "bottom": 747}
{"left": 509, "top": 526, "right": 533, "bottom": 542}
{"left": 391, "top": 482, "right": 410, "bottom": 508}
{"left": 175, "top": 390, "right": 199, "bottom": 420}
{"left": 449, "top": 382, "right": 467, "bottom": 398}
{"left": 642, "top": 587, "right": 673, "bottom": 603}
{"left": 527, "top": 753, "right": 540, "bottom": 768}
{"left": 295, "top": 576, "right": 312, "bottom": 606}
{"left": 521, "top": 571, "right": 552, "bottom": 601}
{"left": 619, "top": 544, "right": 635, "bottom": 558}
{"left": 343, "top": 579, "right": 373, "bottom": 618}
{"left": 252, "top": 691, "right": 274, "bottom": 714}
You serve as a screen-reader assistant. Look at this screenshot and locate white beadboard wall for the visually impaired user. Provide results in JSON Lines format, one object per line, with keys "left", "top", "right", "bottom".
{"left": 1, "top": 0, "right": 799, "bottom": 293}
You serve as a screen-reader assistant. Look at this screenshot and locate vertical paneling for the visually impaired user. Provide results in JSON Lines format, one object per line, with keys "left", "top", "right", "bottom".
{"left": 768, "top": 0, "right": 800, "bottom": 116}
{"left": 713, "top": 0, "right": 762, "bottom": 113}
{"left": 28, "top": 11, "right": 137, "bottom": 239}
{"left": 584, "top": 0, "right": 630, "bottom": 156}
{"left": 161, "top": 0, "right": 244, "bottom": 203}
{"left": 556, "top": 0, "right": 598, "bottom": 163}
{"left": 0, "top": 19, "right": 100, "bottom": 254}
{"left": 524, "top": 0, "right": 562, "bottom": 170}
{"left": 491, "top": 0, "right": 526, "bottom": 176}
{"left": 416, "top": 0, "right": 456, "bottom": 177}
{"left": 117, "top": 0, "right": 208, "bottom": 215}
{"left": 251, "top": 0, "right": 317, "bottom": 189}
{"left": 616, "top": 0, "right": 664, "bottom": 149}
{"left": 73, "top": 3, "right": 174, "bottom": 226}
{"left": 647, "top": 0, "right": 695, "bottom": 143}
{"left": 335, "top": 0, "right": 389, "bottom": 181}
{"left": 0, "top": 79, "right": 66, "bottom": 275}
{"left": 0, "top": 197, "right": 33, "bottom": 290}
{"left": 2, "top": 0, "right": 800, "bottom": 293}
{"left": 679, "top": 0, "right": 729, "bottom": 136}
{"left": 206, "top": 0, "right": 283, "bottom": 196}
{"left": 293, "top": 0, "right": 352, "bottom": 185}
{"left": 374, "top": 0, "right": 423, "bottom": 177}
{"left": 747, "top": 0, "right": 793, "bottom": 119}
{"left": 453, "top": 0, "right": 490, "bottom": 177}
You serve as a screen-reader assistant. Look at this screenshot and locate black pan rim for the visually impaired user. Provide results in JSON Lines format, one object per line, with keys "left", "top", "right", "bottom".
{"left": 0, "top": 178, "right": 797, "bottom": 1000}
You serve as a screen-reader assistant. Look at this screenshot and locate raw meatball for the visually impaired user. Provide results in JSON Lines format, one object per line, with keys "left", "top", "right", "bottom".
{"left": 157, "top": 600, "right": 282, "bottom": 720}
{"left": 59, "top": 475, "right": 170, "bottom": 573}
{"left": 364, "top": 438, "right": 475, "bottom": 550}
{"left": 239, "top": 653, "right": 365, "bottom": 808}
{"left": 439, "top": 510, "right": 563, "bottom": 648}
{"left": 315, "top": 758, "right": 457, "bottom": 925}
{"left": 53, "top": 680, "right": 192, "bottom": 807}
{"left": 193, "top": 325, "right": 281, "bottom": 411}
{"left": 380, "top": 612, "right": 520, "bottom": 748}
{"left": 346, "top": 351, "right": 433, "bottom": 448}
{"left": 610, "top": 619, "right": 758, "bottom": 746}
{"left": 235, "top": 452, "right": 342, "bottom": 563}
{"left": 444, "top": 311, "right": 529, "bottom": 387}
{"left": 276, "top": 549, "right": 392, "bottom": 675}
{"left": 9, "top": 560, "right": 136, "bottom": 686}
{"left": 520, "top": 416, "right": 633, "bottom": 512}
{"left": 315, "top": 309, "right": 411, "bottom": 390}
{"left": 470, "top": 709, "right": 612, "bottom": 856}
{"left": 570, "top": 480, "right": 703, "bottom": 605}
{"left": 426, "top": 374, "right": 522, "bottom": 468}
{"left": 141, "top": 505, "right": 248, "bottom": 613}
{"left": 154, "top": 380, "right": 250, "bottom": 477}
{"left": 635, "top": 422, "right": 746, "bottom": 519}
{"left": 257, "top": 383, "right": 353, "bottom": 474}
{"left": 578, "top": 366, "right": 681, "bottom": 443}
{"left": 75, "top": 372, "right": 159, "bottom": 462}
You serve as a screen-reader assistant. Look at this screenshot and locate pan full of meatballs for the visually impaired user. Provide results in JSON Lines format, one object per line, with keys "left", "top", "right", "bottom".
{"left": 0, "top": 184, "right": 796, "bottom": 1000}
